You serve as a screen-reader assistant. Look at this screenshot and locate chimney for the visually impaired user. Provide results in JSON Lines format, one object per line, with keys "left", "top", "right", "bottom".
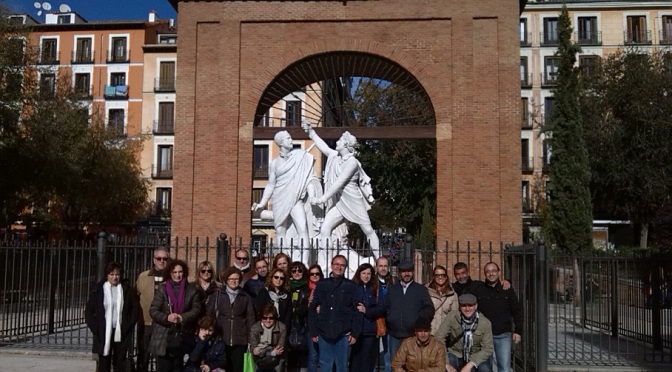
{"left": 148, "top": 10, "right": 156, "bottom": 23}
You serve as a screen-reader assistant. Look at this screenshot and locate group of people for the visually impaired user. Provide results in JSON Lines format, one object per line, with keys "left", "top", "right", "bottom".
{"left": 85, "top": 246, "right": 522, "bottom": 372}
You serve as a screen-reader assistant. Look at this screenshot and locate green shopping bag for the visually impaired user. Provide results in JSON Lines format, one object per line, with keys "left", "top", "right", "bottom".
{"left": 243, "top": 346, "right": 255, "bottom": 372}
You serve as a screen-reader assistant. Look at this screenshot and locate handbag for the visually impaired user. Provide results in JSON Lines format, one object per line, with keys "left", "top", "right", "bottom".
{"left": 288, "top": 321, "right": 307, "bottom": 350}
{"left": 375, "top": 317, "right": 386, "bottom": 337}
{"left": 255, "top": 354, "right": 279, "bottom": 370}
{"left": 243, "top": 347, "right": 255, "bottom": 372}
{"left": 166, "top": 325, "right": 184, "bottom": 349}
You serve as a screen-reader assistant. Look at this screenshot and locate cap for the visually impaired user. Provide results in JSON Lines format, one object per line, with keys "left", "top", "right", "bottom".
{"left": 398, "top": 260, "right": 414, "bottom": 271}
{"left": 414, "top": 317, "right": 432, "bottom": 331}
{"left": 458, "top": 293, "right": 478, "bottom": 305}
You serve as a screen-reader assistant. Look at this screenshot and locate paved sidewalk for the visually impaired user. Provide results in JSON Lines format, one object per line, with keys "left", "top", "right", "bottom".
{"left": 0, "top": 348, "right": 95, "bottom": 372}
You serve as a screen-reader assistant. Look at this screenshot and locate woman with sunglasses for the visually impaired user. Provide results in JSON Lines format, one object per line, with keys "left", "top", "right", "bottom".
{"left": 196, "top": 261, "right": 220, "bottom": 304}
{"left": 427, "top": 265, "right": 458, "bottom": 335}
{"left": 250, "top": 304, "right": 287, "bottom": 372}
{"left": 257, "top": 268, "right": 292, "bottom": 332}
{"left": 350, "top": 263, "right": 386, "bottom": 372}
{"left": 286, "top": 262, "right": 310, "bottom": 371}
{"left": 305, "top": 264, "right": 323, "bottom": 372}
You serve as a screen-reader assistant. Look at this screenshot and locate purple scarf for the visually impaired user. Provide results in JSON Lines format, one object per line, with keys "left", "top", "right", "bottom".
{"left": 165, "top": 279, "right": 186, "bottom": 314}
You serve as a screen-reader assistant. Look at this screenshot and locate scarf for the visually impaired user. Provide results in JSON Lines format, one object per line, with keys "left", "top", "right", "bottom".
{"left": 268, "top": 288, "right": 288, "bottom": 314}
{"left": 460, "top": 312, "right": 479, "bottom": 362}
{"left": 102, "top": 281, "right": 123, "bottom": 356}
{"left": 259, "top": 322, "right": 274, "bottom": 351}
{"left": 226, "top": 286, "right": 239, "bottom": 304}
{"left": 165, "top": 279, "right": 186, "bottom": 314}
{"left": 290, "top": 279, "right": 306, "bottom": 291}
{"left": 234, "top": 262, "right": 250, "bottom": 272}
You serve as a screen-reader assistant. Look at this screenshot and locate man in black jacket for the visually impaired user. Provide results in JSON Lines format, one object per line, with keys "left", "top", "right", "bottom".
{"left": 308, "top": 255, "right": 362, "bottom": 372}
{"left": 385, "top": 260, "right": 433, "bottom": 364}
{"left": 477, "top": 262, "right": 523, "bottom": 372}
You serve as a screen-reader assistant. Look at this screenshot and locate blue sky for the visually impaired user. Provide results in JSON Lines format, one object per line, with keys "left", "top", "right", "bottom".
{"left": 3, "top": 0, "right": 176, "bottom": 22}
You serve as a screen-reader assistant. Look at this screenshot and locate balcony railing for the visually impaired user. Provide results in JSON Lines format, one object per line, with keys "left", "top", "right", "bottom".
{"left": 39, "top": 51, "right": 60, "bottom": 65}
{"left": 74, "top": 86, "right": 92, "bottom": 98}
{"left": 624, "top": 30, "right": 652, "bottom": 45}
{"left": 153, "top": 120, "right": 174, "bottom": 135}
{"left": 104, "top": 85, "right": 129, "bottom": 99}
{"left": 542, "top": 159, "right": 550, "bottom": 173}
{"left": 154, "top": 78, "right": 176, "bottom": 92}
{"left": 108, "top": 122, "right": 126, "bottom": 137}
{"left": 253, "top": 166, "right": 269, "bottom": 179}
{"left": 152, "top": 165, "right": 174, "bottom": 179}
{"left": 521, "top": 73, "right": 532, "bottom": 88}
{"left": 522, "top": 197, "right": 534, "bottom": 213}
{"left": 575, "top": 31, "right": 602, "bottom": 46}
{"left": 540, "top": 32, "right": 559, "bottom": 46}
{"left": 521, "top": 114, "right": 533, "bottom": 129}
{"left": 520, "top": 32, "right": 531, "bottom": 47}
{"left": 542, "top": 73, "right": 557, "bottom": 87}
{"left": 522, "top": 157, "right": 533, "bottom": 174}
{"left": 660, "top": 31, "right": 672, "bottom": 45}
{"left": 107, "top": 50, "right": 130, "bottom": 63}
{"left": 71, "top": 50, "right": 94, "bottom": 64}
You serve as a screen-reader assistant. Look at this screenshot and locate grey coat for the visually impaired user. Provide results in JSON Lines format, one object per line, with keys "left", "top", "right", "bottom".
{"left": 149, "top": 281, "right": 203, "bottom": 357}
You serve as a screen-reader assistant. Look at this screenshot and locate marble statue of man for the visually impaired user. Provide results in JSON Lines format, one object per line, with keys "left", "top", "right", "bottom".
{"left": 302, "top": 122, "right": 380, "bottom": 271}
{"left": 251, "top": 130, "right": 315, "bottom": 260}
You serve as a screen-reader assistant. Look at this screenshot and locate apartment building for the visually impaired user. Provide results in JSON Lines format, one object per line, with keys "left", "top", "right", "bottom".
{"left": 520, "top": 0, "right": 672, "bottom": 244}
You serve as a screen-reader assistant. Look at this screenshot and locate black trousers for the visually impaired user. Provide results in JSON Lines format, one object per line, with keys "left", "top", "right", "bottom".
{"left": 97, "top": 331, "right": 132, "bottom": 372}
{"left": 226, "top": 344, "right": 248, "bottom": 372}
{"left": 137, "top": 325, "right": 153, "bottom": 372}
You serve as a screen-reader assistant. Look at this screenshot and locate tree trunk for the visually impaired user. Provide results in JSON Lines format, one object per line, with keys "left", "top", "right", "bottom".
{"left": 640, "top": 222, "right": 649, "bottom": 249}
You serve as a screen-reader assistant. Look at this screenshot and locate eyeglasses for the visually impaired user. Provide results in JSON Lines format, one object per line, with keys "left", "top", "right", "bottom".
{"left": 154, "top": 257, "right": 168, "bottom": 261}
{"left": 434, "top": 273, "right": 447, "bottom": 278}
{"left": 291, "top": 268, "right": 303, "bottom": 273}
{"left": 309, "top": 272, "right": 321, "bottom": 277}
{"left": 485, "top": 269, "right": 500, "bottom": 274}
{"left": 262, "top": 316, "right": 274, "bottom": 320}
{"left": 201, "top": 269, "right": 213, "bottom": 274}
{"left": 272, "top": 275, "right": 285, "bottom": 280}
{"left": 236, "top": 256, "right": 249, "bottom": 261}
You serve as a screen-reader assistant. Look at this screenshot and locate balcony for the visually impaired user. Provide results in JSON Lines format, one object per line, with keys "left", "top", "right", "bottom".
{"left": 575, "top": 31, "right": 602, "bottom": 46}
{"left": 540, "top": 32, "right": 559, "bottom": 47}
{"left": 624, "top": 30, "right": 652, "bottom": 45}
{"left": 660, "top": 31, "right": 672, "bottom": 45}
{"left": 104, "top": 85, "right": 129, "bottom": 99}
{"left": 108, "top": 122, "right": 126, "bottom": 137}
{"left": 253, "top": 166, "right": 269, "bottom": 179}
{"left": 521, "top": 73, "right": 532, "bottom": 88}
{"left": 542, "top": 158, "right": 550, "bottom": 173}
{"left": 520, "top": 32, "right": 531, "bottom": 47}
{"left": 542, "top": 73, "right": 557, "bottom": 87}
{"left": 153, "top": 120, "right": 174, "bottom": 135}
{"left": 522, "top": 197, "right": 534, "bottom": 213}
{"left": 74, "top": 86, "right": 92, "bottom": 99}
{"left": 154, "top": 78, "right": 176, "bottom": 92}
{"left": 521, "top": 114, "right": 533, "bottom": 129}
{"left": 71, "top": 50, "right": 94, "bottom": 64}
{"left": 39, "top": 51, "right": 60, "bottom": 65}
{"left": 153, "top": 165, "right": 173, "bottom": 179}
{"left": 107, "top": 50, "right": 130, "bottom": 63}
{"left": 522, "top": 157, "right": 533, "bottom": 174}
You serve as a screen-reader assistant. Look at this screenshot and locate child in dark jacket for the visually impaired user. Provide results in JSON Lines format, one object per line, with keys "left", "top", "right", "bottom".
{"left": 184, "top": 315, "right": 226, "bottom": 372}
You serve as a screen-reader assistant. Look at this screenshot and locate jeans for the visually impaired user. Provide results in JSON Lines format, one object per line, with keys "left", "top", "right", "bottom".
{"left": 307, "top": 333, "right": 319, "bottom": 372}
{"left": 447, "top": 353, "right": 493, "bottom": 372}
{"left": 377, "top": 335, "right": 391, "bottom": 372}
{"left": 387, "top": 335, "right": 406, "bottom": 367}
{"left": 490, "top": 332, "right": 513, "bottom": 372}
{"left": 349, "top": 335, "right": 377, "bottom": 372}
{"left": 318, "top": 335, "right": 349, "bottom": 372}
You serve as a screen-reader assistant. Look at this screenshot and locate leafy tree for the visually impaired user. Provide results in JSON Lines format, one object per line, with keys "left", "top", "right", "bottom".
{"left": 542, "top": 6, "right": 593, "bottom": 253}
{"left": 581, "top": 49, "right": 672, "bottom": 249}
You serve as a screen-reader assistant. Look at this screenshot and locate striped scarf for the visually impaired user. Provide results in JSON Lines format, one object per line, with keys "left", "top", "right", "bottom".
{"left": 460, "top": 312, "right": 479, "bottom": 362}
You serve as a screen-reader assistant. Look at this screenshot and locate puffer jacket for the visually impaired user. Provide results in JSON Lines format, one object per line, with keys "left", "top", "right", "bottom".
{"left": 428, "top": 287, "right": 458, "bottom": 335}
{"left": 149, "top": 281, "right": 203, "bottom": 357}
{"left": 206, "top": 287, "right": 256, "bottom": 346}
{"left": 391, "top": 335, "right": 446, "bottom": 372}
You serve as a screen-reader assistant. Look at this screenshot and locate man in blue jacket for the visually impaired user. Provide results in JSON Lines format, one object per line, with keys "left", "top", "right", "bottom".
{"left": 385, "top": 260, "right": 434, "bottom": 364}
{"left": 308, "top": 255, "right": 363, "bottom": 372}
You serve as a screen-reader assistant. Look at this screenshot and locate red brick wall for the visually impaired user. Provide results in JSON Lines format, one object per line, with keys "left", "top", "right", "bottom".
{"left": 173, "top": 0, "right": 522, "bottom": 245}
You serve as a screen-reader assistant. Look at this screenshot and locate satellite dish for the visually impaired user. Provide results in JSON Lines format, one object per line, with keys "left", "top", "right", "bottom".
{"left": 42, "top": 2, "right": 52, "bottom": 11}
{"left": 59, "top": 4, "right": 71, "bottom": 12}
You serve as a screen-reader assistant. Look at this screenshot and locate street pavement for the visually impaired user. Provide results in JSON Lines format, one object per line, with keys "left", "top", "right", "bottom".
{"left": 0, "top": 349, "right": 95, "bottom": 372}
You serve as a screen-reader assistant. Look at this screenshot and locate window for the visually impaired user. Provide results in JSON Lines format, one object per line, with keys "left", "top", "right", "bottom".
{"left": 110, "top": 37, "right": 128, "bottom": 62}
{"left": 8, "top": 16, "right": 24, "bottom": 25}
{"left": 108, "top": 109, "right": 125, "bottom": 135}
{"left": 521, "top": 139, "right": 531, "bottom": 173}
{"left": 40, "top": 38, "right": 58, "bottom": 64}
{"left": 579, "top": 55, "right": 599, "bottom": 77}
{"left": 74, "top": 37, "right": 92, "bottom": 63}
{"left": 74, "top": 73, "right": 90, "bottom": 95}
{"left": 159, "top": 35, "right": 177, "bottom": 44}
{"left": 545, "top": 180, "right": 552, "bottom": 201}
{"left": 285, "top": 101, "right": 301, "bottom": 127}
{"left": 253, "top": 145, "right": 269, "bottom": 179}
{"left": 543, "top": 18, "right": 559, "bottom": 45}
{"left": 157, "top": 61, "right": 176, "bottom": 91}
{"left": 520, "top": 18, "right": 529, "bottom": 46}
{"left": 521, "top": 98, "right": 530, "bottom": 128}
{"left": 39, "top": 73, "right": 56, "bottom": 97}
{"left": 544, "top": 97, "right": 554, "bottom": 125}
{"left": 156, "top": 188, "right": 172, "bottom": 216}
{"left": 7, "top": 38, "right": 24, "bottom": 66}
{"left": 626, "top": 16, "right": 649, "bottom": 44}
{"left": 157, "top": 145, "right": 174, "bottom": 178}
{"left": 544, "top": 57, "right": 560, "bottom": 85}
{"left": 3, "top": 71, "right": 23, "bottom": 99}
{"left": 522, "top": 181, "right": 532, "bottom": 213}
{"left": 156, "top": 102, "right": 175, "bottom": 134}
{"left": 252, "top": 189, "right": 264, "bottom": 219}
{"left": 111, "top": 72, "right": 126, "bottom": 86}
{"left": 662, "top": 16, "right": 672, "bottom": 44}
{"left": 542, "top": 139, "right": 551, "bottom": 171}
{"left": 577, "top": 17, "right": 599, "bottom": 45}
{"left": 57, "top": 15, "right": 71, "bottom": 24}
{"left": 520, "top": 57, "right": 530, "bottom": 87}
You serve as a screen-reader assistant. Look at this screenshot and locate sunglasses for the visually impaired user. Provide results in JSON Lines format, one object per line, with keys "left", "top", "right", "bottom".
{"left": 309, "top": 272, "right": 321, "bottom": 277}
{"left": 154, "top": 257, "right": 168, "bottom": 262}
{"left": 434, "top": 273, "right": 447, "bottom": 278}
{"left": 262, "top": 316, "right": 274, "bottom": 320}
{"left": 236, "top": 256, "right": 249, "bottom": 261}
{"left": 291, "top": 268, "right": 303, "bottom": 273}
{"left": 273, "top": 275, "right": 285, "bottom": 280}
{"left": 201, "top": 269, "right": 213, "bottom": 274}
